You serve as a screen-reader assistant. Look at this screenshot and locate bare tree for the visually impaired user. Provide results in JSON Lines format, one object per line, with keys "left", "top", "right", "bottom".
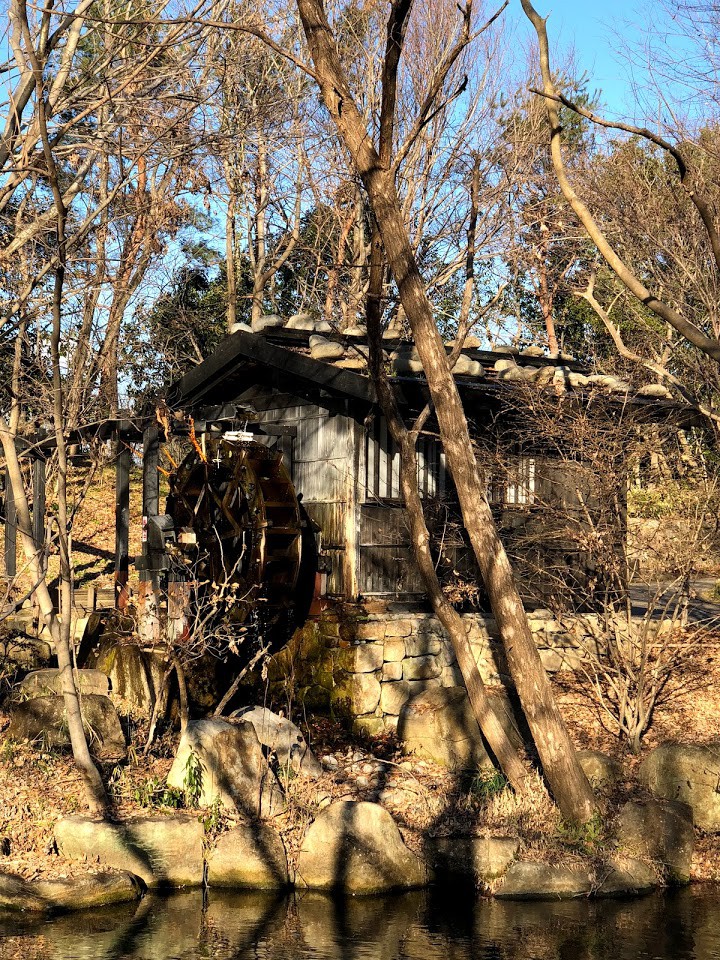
{"left": 288, "top": 0, "right": 596, "bottom": 822}
{"left": 0, "top": 0, "right": 215, "bottom": 813}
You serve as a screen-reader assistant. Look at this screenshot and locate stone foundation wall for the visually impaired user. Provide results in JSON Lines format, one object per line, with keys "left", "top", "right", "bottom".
{"left": 267, "top": 609, "right": 582, "bottom": 736}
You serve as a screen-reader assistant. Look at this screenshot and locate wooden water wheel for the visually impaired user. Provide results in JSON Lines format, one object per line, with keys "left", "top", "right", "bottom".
{"left": 166, "top": 437, "right": 302, "bottom": 627}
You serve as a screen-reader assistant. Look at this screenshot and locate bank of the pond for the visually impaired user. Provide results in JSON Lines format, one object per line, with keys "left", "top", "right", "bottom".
{"left": 4, "top": 884, "right": 720, "bottom": 960}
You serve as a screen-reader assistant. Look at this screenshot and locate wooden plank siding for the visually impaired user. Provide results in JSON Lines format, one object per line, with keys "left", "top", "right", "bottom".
{"left": 244, "top": 393, "right": 363, "bottom": 599}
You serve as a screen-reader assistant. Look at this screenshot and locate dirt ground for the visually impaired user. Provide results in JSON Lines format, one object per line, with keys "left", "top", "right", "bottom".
{"left": 2, "top": 649, "right": 720, "bottom": 888}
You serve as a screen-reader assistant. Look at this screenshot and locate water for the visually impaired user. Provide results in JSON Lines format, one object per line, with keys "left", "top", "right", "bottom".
{"left": 2, "top": 886, "right": 720, "bottom": 960}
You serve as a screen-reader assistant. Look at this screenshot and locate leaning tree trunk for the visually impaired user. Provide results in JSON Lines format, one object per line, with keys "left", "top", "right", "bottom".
{"left": 295, "top": 0, "right": 596, "bottom": 823}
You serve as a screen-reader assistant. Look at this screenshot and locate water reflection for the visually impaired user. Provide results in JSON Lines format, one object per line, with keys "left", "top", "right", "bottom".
{"left": 2, "top": 885, "right": 720, "bottom": 960}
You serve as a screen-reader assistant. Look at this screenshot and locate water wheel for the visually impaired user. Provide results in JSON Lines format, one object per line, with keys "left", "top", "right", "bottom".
{"left": 166, "top": 437, "right": 302, "bottom": 629}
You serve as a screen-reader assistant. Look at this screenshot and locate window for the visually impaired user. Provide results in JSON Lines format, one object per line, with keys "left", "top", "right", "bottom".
{"left": 364, "top": 417, "right": 446, "bottom": 501}
{"left": 488, "top": 455, "right": 536, "bottom": 506}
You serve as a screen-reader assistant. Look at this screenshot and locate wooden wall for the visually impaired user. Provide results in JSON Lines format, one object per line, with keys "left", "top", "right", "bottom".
{"left": 234, "top": 390, "right": 615, "bottom": 606}
{"left": 239, "top": 388, "right": 363, "bottom": 599}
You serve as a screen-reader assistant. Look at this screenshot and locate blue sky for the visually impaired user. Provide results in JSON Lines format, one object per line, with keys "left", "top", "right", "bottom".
{"left": 515, "top": 0, "right": 680, "bottom": 122}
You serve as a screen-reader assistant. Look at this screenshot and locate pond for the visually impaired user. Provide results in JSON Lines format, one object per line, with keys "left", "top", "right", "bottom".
{"left": 2, "top": 886, "right": 720, "bottom": 960}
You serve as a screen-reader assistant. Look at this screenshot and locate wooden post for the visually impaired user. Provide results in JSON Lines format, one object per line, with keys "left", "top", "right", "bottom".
{"left": 138, "top": 424, "right": 161, "bottom": 643}
{"left": 142, "top": 422, "right": 160, "bottom": 591}
{"left": 115, "top": 440, "right": 131, "bottom": 609}
{"left": 4, "top": 468, "right": 17, "bottom": 580}
{"left": 32, "top": 458, "right": 46, "bottom": 573}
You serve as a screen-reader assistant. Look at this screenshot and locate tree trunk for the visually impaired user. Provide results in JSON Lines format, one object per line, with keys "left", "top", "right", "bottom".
{"left": 295, "top": 0, "right": 596, "bottom": 822}
{"left": 0, "top": 431, "right": 108, "bottom": 816}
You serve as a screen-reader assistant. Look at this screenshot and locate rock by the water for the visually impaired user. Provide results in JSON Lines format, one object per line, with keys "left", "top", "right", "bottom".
{"left": 616, "top": 799, "right": 694, "bottom": 883}
{"left": 55, "top": 815, "right": 204, "bottom": 888}
{"left": 252, "top": 314, "right": 284, "bottom": 333}
{"left": 596, "top": 855, "right": 658, "bottom": 896}
{"left": 577, "top": 750, "right": 621, "bottom": 787}
{"left": 31, "top": 872, "right": 142, "bottom": 911}
{"left": 232, "top": 706, "right": 322, "bottom": 777}
{"left": 639, "top": 743, "right": 720, "bottom": 831}
{"left": 167, "top": 718, "right": 282, "bottom": 817}
{"left": 206, "top": 823, "right": 289, "bottom": 889}
{"left": 426, "top": 836, "right": 519, "bottom": 884}
{"left": 397, "top": 686, "right": 494, "bottom": 772}
{"left": 309, "top": 335, "right": 345, "bottom": 361}
{"left": 20, "top": 668, "right": 109, "bottom": 698}
{"left": 8, "top": 694, "right": 125, "bottom": 758}
{"left": 294, "top": 800, "right": 426, "bottom": 894}
{"left": 495, "top": 861, "right": 593, "bottom": 899}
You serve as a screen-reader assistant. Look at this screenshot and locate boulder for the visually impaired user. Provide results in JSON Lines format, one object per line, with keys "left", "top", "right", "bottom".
{"left": 286, "top": 313, "right": 316, "bottom": 330}
{"left": 397, "top": 685, "right": 494, "bottom": 771}
{"left": 520, "top": 346, "right": 545, "bottom": 358}
{"left": 294, "top": 801, "right": 426, "bottom": 893}
{"left": 85, "top": 636, "right": 165, "bottom": 709}
{"left": 0, "top": 635, "right": 51, "bottom": 670}
{"left": 231, "top": 706, "right": 322, "bottom": 778}
{"left": 493, "top": 358, "right": 517, "bottom": 372}
{"left": 19, "top": 668, "right": 109, "bottom": 698}
{"left": 30, "top": 872, "right": 143, "bottom": 911}
{"left": 453, "top": 355, "right": 484, "bottom": 378}
{"left": 8, "top": 694, "right": 126, "bottom": 758}
{"left": 392, "top": 354, "right": 424, "bottom": 374}
{"left": 638, "top": 383, "right": 671, "bottom": 398}
{"left": 493, "top": 344, "right": 518, "bottom": 355}
{"left": 425, "top": 836, "right": 519, "bottom": 884}
{"left": 495, "top": 861, "right": 593, "bottom": 899}
{"left": 0, "top": 873, "right": 47, "bottom": 911}
{"left": 577, "top": 750, "right": 621, "bottom": 788}
{"left": 639, "top": 743, "right": 720, "bottom": 831}
{"left": 596, "top": 855, "right": 658, "bottom": 896}
{"left": 615, "top": 799, "right": 694, "bottom": 884}
{"left": 382, "top": 324, "right": 403, "bottom": 340}
{"left": 206, "top": 824, "right": 289, "bottom": 889}
{"left": 252, "top": 314, "right": 284, "bottom": 333}
{"left": 309, "top": 336, "right": 345, "bottom": 361}
{"left": 55, "top": 815, "right": 204, "bottom": 888}
{"left": 343, "top": 325, "right": 367, "bottom": 337}
{"left": 166, "top": 718, "right": 282, "bottom": 817}
{"left": 498, "top": 366, "right": 530, "bottom": 381}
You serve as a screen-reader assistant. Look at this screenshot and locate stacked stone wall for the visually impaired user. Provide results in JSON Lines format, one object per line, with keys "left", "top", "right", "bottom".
{"left": 267, "top": 609, "right": 584, "bottom": 735}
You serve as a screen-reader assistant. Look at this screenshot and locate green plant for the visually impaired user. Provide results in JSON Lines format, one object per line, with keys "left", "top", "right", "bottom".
{"left": 182, "top": 749, "right": 204, "bottom": 808}
{"left": 557, "top": 812, "right": 606, "bottom": 854}
{"left": 200, "top": 797, "right": 224, "bottom": 836}
{"left": 468, "top": 769, "right": 508, "bottom": 799}
{"left": 132, "top": 776, "right": 184, "bottom": 809}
